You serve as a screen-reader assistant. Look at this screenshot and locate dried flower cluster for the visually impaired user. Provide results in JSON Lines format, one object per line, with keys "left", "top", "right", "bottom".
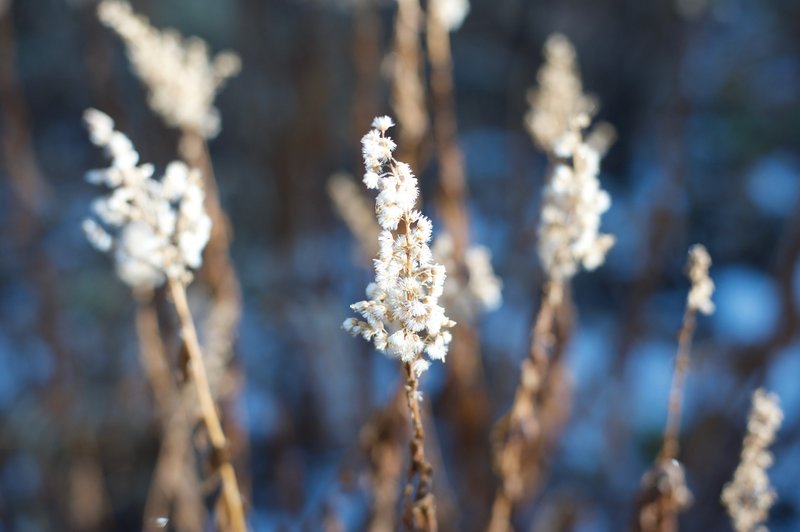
{"left": 722, "top": 389, "right": 783, "bottom": 532}
{"left": 537, "top": 142, "right": 614, "bottom": 281}
{"left": 343, "top": 116, "right": 455, "bottom": 378}
{"left": 686, "top": 244, "right": 715, "bottom": 315}
{"left": 82, "top": 109, "right": 211, "bottom": 289}
{"left": 526, "top": 34, "right": 614, "bottom": 282}
{"left": 525, "top": 34, "right": 596, "bottom": 155}
{"left": 432, "top": 233, "right": 502, "bottom": 322}
{"left": 97, "top": 0, "right": 241, "bottom": 138}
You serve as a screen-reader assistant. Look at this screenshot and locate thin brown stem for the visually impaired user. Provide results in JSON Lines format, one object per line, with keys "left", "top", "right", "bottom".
{"left": 168, "top": 278, "right": 247, "bottom": 532}
{"left": 134, "top": 289, "right": 206, "bottom": 531}
{"left": 632, "top": 307, "right": 697, "bottom": 532}
{"left": 397, "top": 211, "right": 437, "bottom": 531}
{"left": 402, "top": 362, "right": 437, "bottom": 531}
{"left": 180, "top": 129, "right": 250, "bottom": 503}
{"left": 660, "top": 308, "right": 697, "bottom": 461}
{"left": 488, "top": 281, "right": 562, "bottom": 532}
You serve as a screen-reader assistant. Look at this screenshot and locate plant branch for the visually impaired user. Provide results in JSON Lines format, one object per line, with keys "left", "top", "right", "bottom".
{"left": 168, "top": 277, "right": 247, "bottom": 532}
{"left": 488, "top": 281, "right": 562, "bottom": 532}
{"left": 402, "top": 362, "right": 437, "bottom": 531}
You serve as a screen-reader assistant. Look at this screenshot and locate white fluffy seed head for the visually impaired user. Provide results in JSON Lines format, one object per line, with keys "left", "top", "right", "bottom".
{"left": 97, "top": 0, "right": 240, "bottom": 138}
{"left": 82, "top": 108, "right": 212, "bottom": 289}
{"left": 344, "top": 117, "right": 455, "bottom": 380}
{"left": 527, "top": 35, "right": 614, "bottom": 282}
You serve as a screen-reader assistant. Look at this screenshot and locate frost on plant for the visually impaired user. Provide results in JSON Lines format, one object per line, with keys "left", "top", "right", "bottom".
{"left": 527, "top": 33, "right": 614, "bottom": 283}
{"left": 97, "top": 0, "right": 241, "bottom": 138}
{"left": 722, "top": 388, "right": 783, "bottom": 532}
{"left": 686, "top": 244, "right": 715, "bottom": 315}
{"left": 82, "top": 109, "right": 212, "bottom": 289}
{"left": 343, "top": 116, "right": 455, "bottom": 378}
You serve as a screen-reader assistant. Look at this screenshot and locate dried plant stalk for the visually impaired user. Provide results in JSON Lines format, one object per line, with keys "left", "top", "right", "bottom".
{"left": 345, "top": 118, "right": 456, "bottom": 531}
{"left": 633, "top": 245, "right": 715, "bottom": 532}
{"left": 488, "top": 281, "right": 561, "bottom": 532}
{"left": 402, "top": 362, "right": 437, "bottom": 531}
{"left": 391, "top": 0, "right": 428, "bottom": 167}
{"left": 489, "top": 34, "right": 614, "bottom": 530}
{"left": 169, "top": 278, "right": 247, "bottom": 532}
{"left": 425, "top": 5, "right": 502, "bottom": 524}
{"left": 179, "top": 131, "right": 243, "bottom": 399}
{"left": 134, "top": 289, "right": 206, "bottom": 531}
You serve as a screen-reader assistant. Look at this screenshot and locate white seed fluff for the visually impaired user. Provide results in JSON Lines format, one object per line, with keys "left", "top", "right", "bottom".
{"left": 82, "top": 108, "right": 212, "bottom": 289}
{"left": 344, "top": 118, "right": 455, "bottom": 376}
{"left": 97, "top": 0, "right": 241, "bottom": 138}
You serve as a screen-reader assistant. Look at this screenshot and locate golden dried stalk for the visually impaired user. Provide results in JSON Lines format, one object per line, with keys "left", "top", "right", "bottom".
{"left": 168, "top": 278, "right": 247, "bottom": 532}
{"left": 488, "top": 281, "right": 562, "bottom": 532}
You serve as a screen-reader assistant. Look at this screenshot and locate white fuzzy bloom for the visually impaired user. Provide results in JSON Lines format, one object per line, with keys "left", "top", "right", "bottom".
{"left": 722, "top": 389, "right": 783, "bottom": 532}
{"left": 82, "top": 108, "right": 212, "bottom": 289}
{"left": 97, "top": 0, "right": 240, "bottom": 138}
{"left": 430, "top": 0, "right": 470, "bottom": 32}
{"left": 537, "top": 143, "right": 615, "bottom": 281}
{"left": 344, "top": 118, "right": 455, "bottom": 378}
{"left": 527, "top": 34, "right": 614, "bottom": 281}
{"left": 432, "top": 233, "right": 503, "bottom": 322}
{"left": 525, "top": 33, "right": 596, "bottom": 154}
{"left": 371, "top": 115, "right": 395, "bottom": 133}
{"left": 686, "top": 244, "right": 715, "bottom": 315}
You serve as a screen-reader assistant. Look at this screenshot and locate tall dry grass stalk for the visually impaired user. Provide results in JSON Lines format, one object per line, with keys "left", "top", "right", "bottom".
{"left": 169, "top": 278, "right": 247, "bottom": 532}
{"left": 424, "top": 2, "right": 507, "bottom": 522}
{"left": 489, "top": 34, "right": 615, "bottom": 531}
{"left": 134, "top": 288, "right": 206, "bottom": 530}
{"left": 488, "top": 281, "right": 566, "bottom": 532}
{"left": 633, "top": 244, "right": 715, "bottom": 532}
{"left": 82, "top": 110, "right": 247, "bottom": 531}
{"left": 426, "top": 0, "right": 469, "bottom": 259}
{"left": 97, "top": 0, "right": 249, "bottom": 502}
{"left": 98, "top": 0, "right": 244, "bottom": 403}
{"left": 344, "top": 117, "right": 456, "bottom": 530}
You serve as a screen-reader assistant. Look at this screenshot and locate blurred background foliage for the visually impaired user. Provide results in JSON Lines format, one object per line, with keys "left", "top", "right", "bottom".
{"left": 1, "top": 0, "right": 799, "bottom": 530}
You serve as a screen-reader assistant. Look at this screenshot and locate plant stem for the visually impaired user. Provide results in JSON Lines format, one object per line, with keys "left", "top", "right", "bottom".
{"left": 488, "top": 281, "right": 561, "bottom": 532}
{"left": 168, "top": 277, "right": 247, "bottom": 532}
{"left": 402, "top": 362, "right": 437, "bottom": 531}
{"left": 660, "top": 308, "right": 697, "bottom": 461}
{"left": 398, "top": 212, "right": 437, "bottom": 531}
